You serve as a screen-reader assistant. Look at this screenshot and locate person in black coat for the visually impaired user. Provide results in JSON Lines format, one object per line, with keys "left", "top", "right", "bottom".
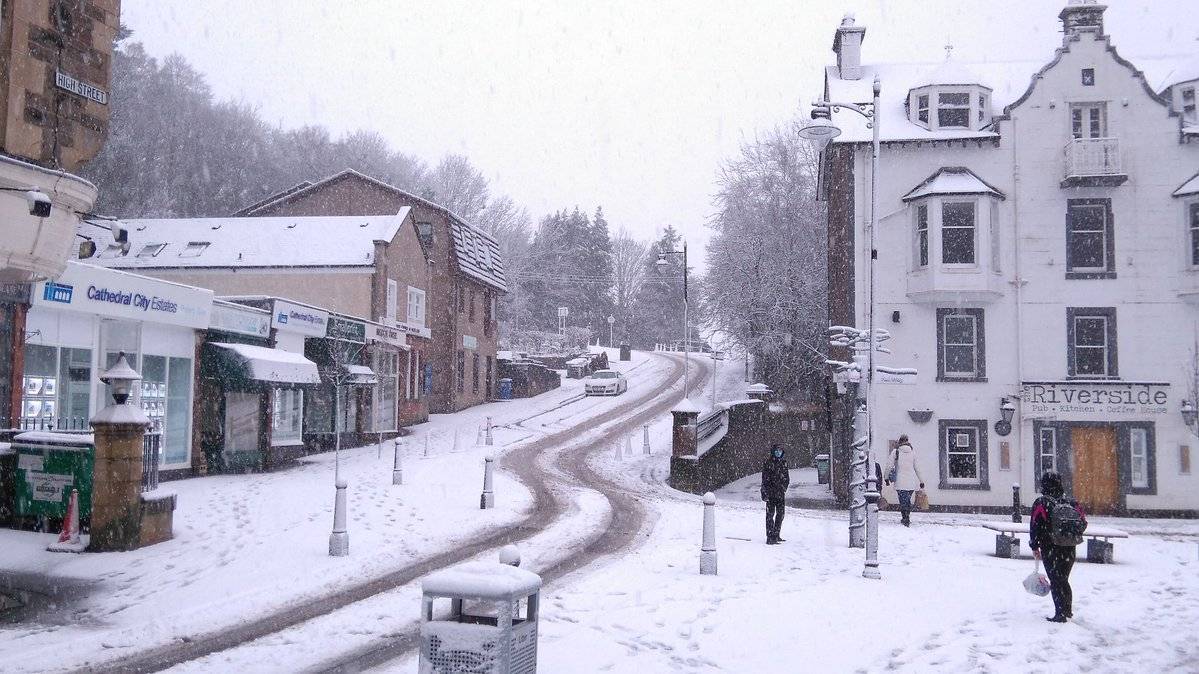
{"left": 760, "top": 444, "right": 790, "bottom": 544}
{"left": 1029, "top": 471, "right": 1087, "bottom": 622}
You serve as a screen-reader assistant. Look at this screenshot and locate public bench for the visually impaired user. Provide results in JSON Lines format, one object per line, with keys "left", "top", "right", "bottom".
{"left": 975, "top": 521, "right": 1129, "bottom": 563}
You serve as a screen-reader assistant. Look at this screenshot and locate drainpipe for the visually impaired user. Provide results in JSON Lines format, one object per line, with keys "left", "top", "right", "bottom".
{"left": 1011, "top": 116, "right": 1027, "bottom": 505}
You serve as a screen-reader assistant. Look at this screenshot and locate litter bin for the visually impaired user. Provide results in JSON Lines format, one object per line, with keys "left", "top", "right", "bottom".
{"left": 13, "top": 431, "right": 95, "bottom": 521}
{"left": 498, "top": 378, "right": 513, "bottom": 400}
{"left": 814, "top": 453, "right": 830, "bottom": 485}
{"left": 419, "top": 560, "right": 541, "bottom": 673}
{"left": 619, "top": 344, "right": 631, "bottom": 361}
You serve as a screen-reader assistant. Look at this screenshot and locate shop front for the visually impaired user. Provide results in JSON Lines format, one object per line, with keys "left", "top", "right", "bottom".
{"left": 303, "top": 313, "right": 378, "bottom": 450}
{"left": 366, "top": 322, "right": 408, "bottom": 435}
{"left": 1022, "top": 380, "right": 1173, "bottom": 515}
{"left": 22, "top": 262, "right": 213, "bottom": 477}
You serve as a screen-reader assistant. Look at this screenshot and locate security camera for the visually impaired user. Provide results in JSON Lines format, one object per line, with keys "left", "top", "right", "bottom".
{"left": 25, "top": 190, "right": 51, "bottom": 217}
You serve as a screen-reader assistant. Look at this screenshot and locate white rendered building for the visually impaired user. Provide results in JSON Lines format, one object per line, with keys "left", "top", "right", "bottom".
{"left": 818, "top": 2, "right": 1199, "bottom": 515}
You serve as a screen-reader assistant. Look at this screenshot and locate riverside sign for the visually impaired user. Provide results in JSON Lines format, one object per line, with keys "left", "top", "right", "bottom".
{"left": 1021, "top": 380, "right": 1169, "bottom": 418}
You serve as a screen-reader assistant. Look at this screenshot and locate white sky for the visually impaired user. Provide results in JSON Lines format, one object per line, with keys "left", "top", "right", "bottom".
{"left": 121, "top": 1, "right": 1196, "bottom": 264}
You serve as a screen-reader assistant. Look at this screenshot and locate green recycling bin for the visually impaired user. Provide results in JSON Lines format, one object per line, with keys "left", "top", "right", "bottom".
{"left": 814, "top": 453, "right": 830, "bottom": 485}
{"left": 13, "top": 432, "right": 94, "bottom": 521}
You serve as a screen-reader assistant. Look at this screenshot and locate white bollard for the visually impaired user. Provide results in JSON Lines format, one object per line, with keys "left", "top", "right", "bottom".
{"left": 424, "top": 433, "right": 430, "bottom": 458}
{"left": 392, "top": 438, "right": 404, "bottom": 485}
{"left": 485, "top": 416, "right": 493, "bottom": 446}
{"left": 700, "top": 492, "right": 717, "bottom": 575}
{"left": 452, "top": 428, "right": 460, "bottom": 453}
{"left": 643, "top": 423, "right": 651, "bottom": 455}
{"left": 329, "top": 479, "right": 349, "bottom": 557}
{"left": 624, "top": 435, "right": 633, "bottom": 457}
{"left": 480, "top": 456, "right": 495, "bottom": 509}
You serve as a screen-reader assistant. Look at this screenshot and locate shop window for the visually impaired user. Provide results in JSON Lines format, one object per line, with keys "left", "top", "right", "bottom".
{"left": 1129, "top": 427, "right": 1149, "bottom": 489}
{"left": 936, "top": 308, "right": 985, "bottom": 381}
{"left": 941, "top": 201, "right": 976, "bottom": 264}
{"left": 472, "top": 353, "right": 480, "bottom": 394}
{"left": 939, "top": 419, "right": 988, "bottom": 489}
{"left": 373, "top": 351, "right": 398, "bottom": 431}
{"left": 1067, "top": 307, "right": 1117, "bottom": 378}
{"left": 914, "top": 204, "right": 929, "bottom": 268}
{"left": 21, "top": 344, "right": 59, "bottom": 430}
{"left": 225, "top": 392, "right": 260, "bottom": 453}
{"left": 937, "top": 92, "right": 971, "bottom": 128}
{"left": 269, "top": 389, "right": 302, "bottom": 445}
{"left": 1066, "top": 199, "right": 1114, "bottom": 278}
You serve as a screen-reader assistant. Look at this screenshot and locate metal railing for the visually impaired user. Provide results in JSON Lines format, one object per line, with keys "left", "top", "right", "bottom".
{"left": 142, "top": 433, "right": 161, "bottom": 492}
{"left": 17, "top": 416, "right": 90, "bottom": 432}
{"left": 1064, "top": 137, "right": 1122, "bottom": 177}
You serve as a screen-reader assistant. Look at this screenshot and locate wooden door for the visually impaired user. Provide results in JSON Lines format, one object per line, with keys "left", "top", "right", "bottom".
{"left": 1072, "top": 427, "right": 1119, "bottom": 514}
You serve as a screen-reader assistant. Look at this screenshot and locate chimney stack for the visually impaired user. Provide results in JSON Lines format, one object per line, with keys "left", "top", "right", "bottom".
{"left": 833, "top": 14, "right": 867, "bottom": 81}
{"left": 1059, "top": 0, "right": 1106, "bottom": 44}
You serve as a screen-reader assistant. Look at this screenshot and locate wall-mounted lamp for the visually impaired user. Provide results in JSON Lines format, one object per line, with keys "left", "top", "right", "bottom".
{"left": 1182, "top": 399, "right": 1197, "bottom": 433}
{"left": 994, "top": 397, "right": 1016, "bottom": 436}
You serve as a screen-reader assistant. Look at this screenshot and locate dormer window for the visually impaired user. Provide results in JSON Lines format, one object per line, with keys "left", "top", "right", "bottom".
{"left": 937, "top": 92, "right": 971, "bottom": 128}
{"left": 907, "top": 60, "right": 992, "bottom": 131}
{"left": 917, "top": 95, "right": 930, "bottom": 124}
{"left": 1182, "top": 86, "right": 1196, "bottom": 124}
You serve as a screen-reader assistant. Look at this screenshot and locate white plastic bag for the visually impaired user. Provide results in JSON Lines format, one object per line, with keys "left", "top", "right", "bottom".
{"left": 1023, "top": 558, "right": 1051, "bottom": 597}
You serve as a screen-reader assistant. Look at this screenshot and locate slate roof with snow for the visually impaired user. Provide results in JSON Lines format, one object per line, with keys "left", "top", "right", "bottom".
{"left": 902, "top": 167, "right": 1006, "bottom": 202}
{"left": 80, "top": 210, "right": 411, "bottom": 270}
{"left": 825, "top": 53, "right": 1195, "bottom": 145}
{"left": 238, "top": 169, "right": 508, "bottom": 292}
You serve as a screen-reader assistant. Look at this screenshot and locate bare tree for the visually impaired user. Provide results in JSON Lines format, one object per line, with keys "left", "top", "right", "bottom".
{"left": 610, "top": 227, "right": 649, "bottom": 339}
{"left": 425, "top": 154, "right": 490, "bottom": 223}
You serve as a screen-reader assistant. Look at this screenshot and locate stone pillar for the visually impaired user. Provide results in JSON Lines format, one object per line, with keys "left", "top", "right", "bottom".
{"left": 671, "top": 398, "right": 700, "bottom": 457}
{"left": 88, "top": 419, "right": 148, "bottom": 552}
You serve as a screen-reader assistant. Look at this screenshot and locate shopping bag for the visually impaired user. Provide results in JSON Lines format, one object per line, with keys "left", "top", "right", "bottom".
{"left": 877, "top": 495, "right": 889, "bottom": 511}
{"left": 1023, "top": 559, "right": 1051, "bottom": 597}
{"left": 915, "top": 490, "right": 930, "bottom": 511}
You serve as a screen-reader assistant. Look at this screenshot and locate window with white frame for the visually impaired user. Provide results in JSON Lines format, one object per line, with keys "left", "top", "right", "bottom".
{"left": 937, "top": 92, "right": 971, "bottom": 128}
{"left": 978, "top": 92, "right": 989, "bottom": 123}
{"left": 271, "top": 388, "right": 303, "bottom": 446}
{"left": 936, "top": 308, "right": 985, "bottom": 380}
{"left": 917, "top": 94, "right": 929, "bottom": 124}
{"left": 1038, "top": 428, "right": 1057, "bottom": 476}
{"left": 373, "top": 350, "right": 398, "bottom": 431}
{"left": 1182, "top": 86, "right": 1196, "bottom": 124}
{"left": 939, "top": 420, "right": 987, "bottom": 488}
{"left": 941, "top": 201, "right": 976, "bottom": 264}
{"left": 1129, "top": 427, "right": 1149, "bottom": 489}
{"left": 1189, "top": 202, "right": 1199, "bottom": 268}
{"left": 407, "top": 286, "right": 426, "bottom": 326}
{"left": 1066, "top": 199, "right": 1113, "bottom": 276}
{"left": 1068, "top": 307, "right": 1117, "bottom": 378}
{"left": 914, "top": 204, "right": 929, "bottom": 268}
{"left": 1070, "top": 103, "right": 1107, "bottom": 139}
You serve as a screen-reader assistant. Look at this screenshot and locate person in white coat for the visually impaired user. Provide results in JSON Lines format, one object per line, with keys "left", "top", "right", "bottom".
{"left": 884, "top": 434, "right": 925, "bottom": 527}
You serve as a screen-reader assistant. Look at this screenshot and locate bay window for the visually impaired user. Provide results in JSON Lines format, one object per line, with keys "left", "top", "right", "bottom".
{"left": 941, "top": 201, "right": 976, "bottom": 264}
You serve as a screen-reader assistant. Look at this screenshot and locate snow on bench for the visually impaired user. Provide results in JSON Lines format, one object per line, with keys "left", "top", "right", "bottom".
{"left": 973, "top": 520, "right": 1129, "bottom": 563}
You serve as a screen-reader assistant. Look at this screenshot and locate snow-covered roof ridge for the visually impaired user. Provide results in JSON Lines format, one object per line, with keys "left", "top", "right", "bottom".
{"left": 902, "top": 167, "right": 1006, "bottom": 202}
{"left": 81, "top": 209, "right": 411, "bottom": 270}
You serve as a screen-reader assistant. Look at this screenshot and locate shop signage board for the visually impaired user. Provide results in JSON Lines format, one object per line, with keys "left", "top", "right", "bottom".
{"left": 368, "top": 323, "right": 407, "bottom": 348}
{"left": 271, "top": 299, "right": 328, "bottom": 337}
{"left": 31, "top": 262, "right": 212, "bottom": 329}
{"left": 398, "top": 322, "right": 431, "bottom": 339}
{"left": 210, "top": 302, "right": 271, "bottom": 338}
{"left": 1021, "top": 380, "right": 1170, "bottom": 418}
{"left": 327, "top": 316, "right": 367, "bottom": 343}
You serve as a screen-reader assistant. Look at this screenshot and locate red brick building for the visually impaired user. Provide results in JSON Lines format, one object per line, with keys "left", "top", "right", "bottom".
{"left": 236, "top": 170, "right": 506, "bottom": 413}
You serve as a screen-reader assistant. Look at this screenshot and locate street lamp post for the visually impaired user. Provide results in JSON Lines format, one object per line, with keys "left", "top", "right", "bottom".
{"left": 608, "top": 315, "right": 615, "bottom": 348}
{"left": 656, "top": 241, "right": 689, "bottom": 398}
{"left": 802, "top": 76, "right": 884, "bottom": 579}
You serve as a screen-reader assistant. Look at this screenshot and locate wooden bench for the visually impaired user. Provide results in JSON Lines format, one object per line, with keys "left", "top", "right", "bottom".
{"left": 976, "top": 521, "right": 1129, "bottom": 563}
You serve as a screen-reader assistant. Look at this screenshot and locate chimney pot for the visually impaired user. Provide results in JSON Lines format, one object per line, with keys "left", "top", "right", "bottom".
{"left": 833, "top": 17, "right": 867, "bottom": 81}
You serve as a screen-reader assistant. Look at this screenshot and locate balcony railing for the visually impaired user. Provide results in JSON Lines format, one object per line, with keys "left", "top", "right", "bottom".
{"left": 1062, "top": 137, "right": 1126, "bottom": 186}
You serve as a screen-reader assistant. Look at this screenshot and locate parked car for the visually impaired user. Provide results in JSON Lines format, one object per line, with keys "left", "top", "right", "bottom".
{"left": 585, "top": 369, "right": 627, "bottom": 396}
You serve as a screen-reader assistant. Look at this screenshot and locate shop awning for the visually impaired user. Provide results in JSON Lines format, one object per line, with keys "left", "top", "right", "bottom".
{"left": 208, "top": 342, "right": 322, "bottom": 385}
{"left": 342, "top": 364, "right": 379, "bottom": 386}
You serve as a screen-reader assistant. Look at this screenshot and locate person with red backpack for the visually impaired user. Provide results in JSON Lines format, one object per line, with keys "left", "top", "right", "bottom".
{"left": 1029, "top": 471, "right": 1088, "bottom": 622}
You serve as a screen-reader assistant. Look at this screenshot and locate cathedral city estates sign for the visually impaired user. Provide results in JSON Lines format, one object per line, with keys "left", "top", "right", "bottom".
{"left": 1021, "top": 380, "right": 1170, "bottom": 418}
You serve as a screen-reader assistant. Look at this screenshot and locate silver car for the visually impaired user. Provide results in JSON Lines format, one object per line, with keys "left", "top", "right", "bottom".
{"left": 585, "top": 369, "right": 628, "bottom": 396}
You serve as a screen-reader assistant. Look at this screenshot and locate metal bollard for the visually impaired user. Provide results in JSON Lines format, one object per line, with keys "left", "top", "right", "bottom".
{"left": 863, "top": 486, "right": 881, "bottom": 580}
{"left": 329, "top": 479, "right": 349, "bottom": 557}
{"left": 624, "top": 435, "right": 633, "bottom": 457}
{"left": 1012, "top": 483, "right": 1022, "bottom": 523}
{"left": 393, "top": 438, "right": 404, "bottom": 485}
{"left": 480, "top": 456, "right": 495, "bottom": 509}
{"left": 643, "top": 423, "right": 651, "bottom": 455}
{"left": 700, "top": 492, "right": 717, "bottom": 575}
{"left": 485, "top": 416, "right": 493, "bottom": 446}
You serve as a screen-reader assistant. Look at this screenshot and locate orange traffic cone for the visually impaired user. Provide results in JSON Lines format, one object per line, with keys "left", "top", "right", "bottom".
{"left": 53, "top": 488, "right": 82, "bottom": 549}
